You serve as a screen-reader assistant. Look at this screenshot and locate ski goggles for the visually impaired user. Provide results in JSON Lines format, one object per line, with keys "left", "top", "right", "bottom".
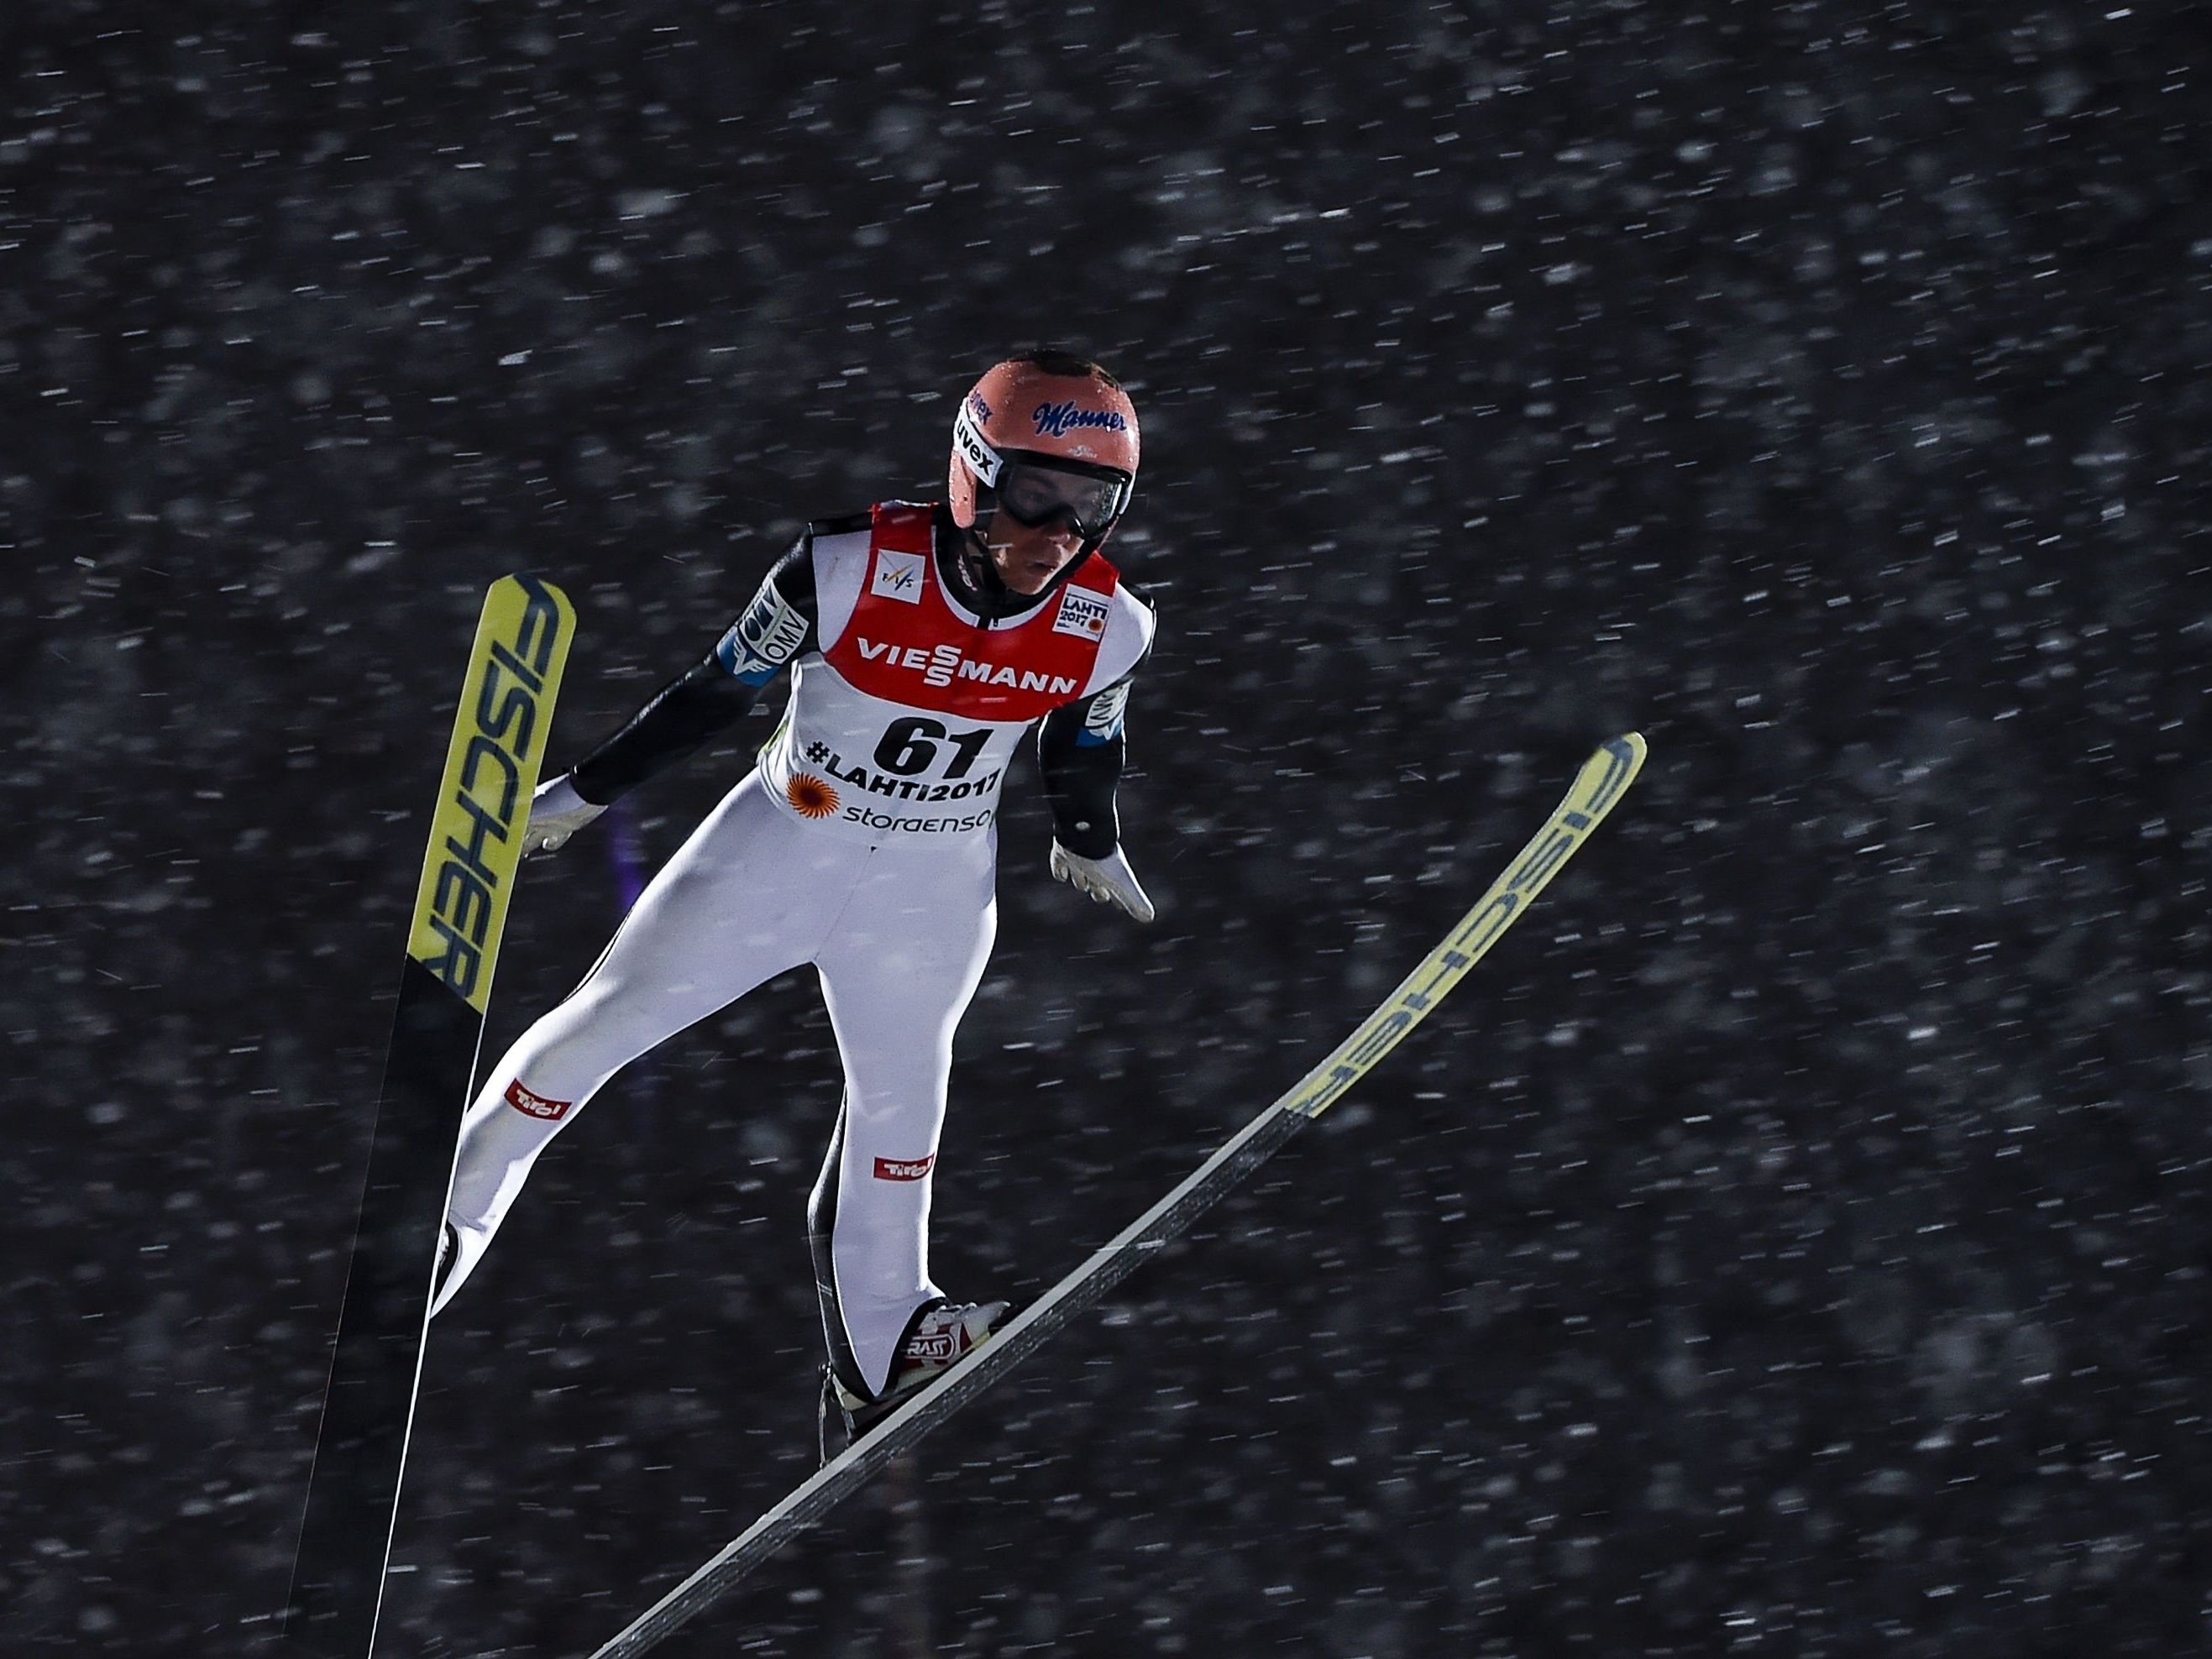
{"left": 989, "top": 453, "right": 1133, "bottom": 540}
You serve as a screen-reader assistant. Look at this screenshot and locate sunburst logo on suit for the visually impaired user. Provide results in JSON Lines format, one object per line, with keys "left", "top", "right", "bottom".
{"left": 787, "top": 773, "right": 841, "bottom": 819}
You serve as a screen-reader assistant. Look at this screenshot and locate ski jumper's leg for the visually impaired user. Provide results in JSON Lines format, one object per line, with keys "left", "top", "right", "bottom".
{"left": 438, "top": 774, "right": 861, "bottom": 1311}
{"left": 810, "top": 826, "right": 998, "bottom": 1395}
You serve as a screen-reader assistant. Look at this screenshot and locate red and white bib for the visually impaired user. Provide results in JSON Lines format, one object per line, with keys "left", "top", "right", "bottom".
{"left": 759, "top": 504, "right": 1121, "bottom": 841}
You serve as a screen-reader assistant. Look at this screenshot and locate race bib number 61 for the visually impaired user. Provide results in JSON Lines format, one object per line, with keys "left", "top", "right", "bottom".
{"left": 873, "top": 716, "right": 991, "bottom": 779}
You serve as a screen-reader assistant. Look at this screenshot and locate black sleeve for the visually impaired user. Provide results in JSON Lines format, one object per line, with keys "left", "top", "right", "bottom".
{"left": 1037, "top": 589, "right": 1155, "bottom": 857}
{"left": 1036, "top": 697, "right": 1128, "bottom": 858}
{"left": 567, "top": 536, "right": 820, "bottom": 807}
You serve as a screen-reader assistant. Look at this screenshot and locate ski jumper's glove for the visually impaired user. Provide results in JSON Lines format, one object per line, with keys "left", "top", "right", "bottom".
{"left": 1049, "top": 841, "right": 1156, "bottom": 924}
{"left": 520, "top": 774, "right": 606, "bottom": 857}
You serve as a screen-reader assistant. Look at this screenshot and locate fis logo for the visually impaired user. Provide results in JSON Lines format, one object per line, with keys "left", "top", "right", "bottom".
{"left": 1031, "top": 400, "right": 1129, "bottom": 440}
{"left": 873, "top": 1154, "right": 936, "bottom": 1181}
{"left": 506, "top": 1079, "right": 573, "bottom": 1121}
{"left": 870, "top": 549, "right": 926, "bottom": 604}
{"left": 415, "top": 576, "right": 571, "bottom": 1009}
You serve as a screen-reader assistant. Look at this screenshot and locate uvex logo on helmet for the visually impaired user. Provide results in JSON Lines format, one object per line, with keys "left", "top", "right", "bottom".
{"left": 1031, "top": 400, "right": 1130, "bottom": 440}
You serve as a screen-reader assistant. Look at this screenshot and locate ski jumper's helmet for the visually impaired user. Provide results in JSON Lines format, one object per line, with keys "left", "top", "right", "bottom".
{"left": 949, "top": 353, "right": 1140, "bottom": 563}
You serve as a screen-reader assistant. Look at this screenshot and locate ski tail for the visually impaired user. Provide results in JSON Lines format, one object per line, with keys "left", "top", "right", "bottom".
{"left": 286, "top": 574, "right": 574, "bottom": 1656}
{"left": 583, "top": 733, "right": 1648, "bottom": 1659}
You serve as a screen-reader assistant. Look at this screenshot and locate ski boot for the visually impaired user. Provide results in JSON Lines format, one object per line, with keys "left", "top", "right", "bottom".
{"left": 817, "top": 1298, "right": 1010, "bottom": 1463}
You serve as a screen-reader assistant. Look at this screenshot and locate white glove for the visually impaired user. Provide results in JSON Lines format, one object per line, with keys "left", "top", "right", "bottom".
{"left": 521, "top": 773, "right": 606, "bottom": 857}
{"left": 1049, "top": 840, "right": 1156, "bottom": 924}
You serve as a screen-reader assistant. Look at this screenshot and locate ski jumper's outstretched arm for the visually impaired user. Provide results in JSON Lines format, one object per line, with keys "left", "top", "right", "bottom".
{"left": 520, "top": 536, "right": 820, "bottom": 853}
{"left": 571, "top": 537, "right": 820, "bottom": 804}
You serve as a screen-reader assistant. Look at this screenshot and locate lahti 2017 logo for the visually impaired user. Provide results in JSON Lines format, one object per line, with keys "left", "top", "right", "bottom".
{"left": 1031, "top": 400, "right": 1128, "bottom": 439}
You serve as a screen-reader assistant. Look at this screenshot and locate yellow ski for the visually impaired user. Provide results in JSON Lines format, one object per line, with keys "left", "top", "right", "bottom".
{"left": 288, "top": 575, "right": 575, "bottom": 1657}
{"left": 587, "top": 733, "right": 1649, "bottom": 1659}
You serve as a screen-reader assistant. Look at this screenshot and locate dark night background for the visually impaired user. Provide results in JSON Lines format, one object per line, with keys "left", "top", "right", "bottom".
{"left": 6, "top": 1, "right": 2207, "bottom": 1655}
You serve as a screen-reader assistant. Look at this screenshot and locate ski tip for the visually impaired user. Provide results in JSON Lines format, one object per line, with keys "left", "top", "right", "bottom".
{"left": 1582, "top": 733, "right": 1647, "bottom": 814}
{"left": 1598, "top": 731, "right": 1648, "bottom": 773}
{"left": 492, "top": 571, "right": 576, "bottom": 629}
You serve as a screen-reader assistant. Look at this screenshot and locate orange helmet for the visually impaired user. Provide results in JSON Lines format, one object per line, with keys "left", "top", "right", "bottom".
{"left": 949, "top": 353, "right": 1140, "bottom": 547}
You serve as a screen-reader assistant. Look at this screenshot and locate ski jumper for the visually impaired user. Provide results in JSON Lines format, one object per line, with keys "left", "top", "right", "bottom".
{"left": 439, "top": 504, "right": 1155, "bottom": 1397}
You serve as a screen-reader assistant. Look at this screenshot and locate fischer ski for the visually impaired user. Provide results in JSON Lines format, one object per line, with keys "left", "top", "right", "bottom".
{"left": 582, "top": 732, "right": 1647, "bottom": 1659}
{"left": 286, "top": 575, "right": 575, "bottom": 1657}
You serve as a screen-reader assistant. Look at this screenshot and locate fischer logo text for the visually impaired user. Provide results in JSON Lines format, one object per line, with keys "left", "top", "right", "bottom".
{"left": 422, "top": 577, "right": 564, "bottom": 1002}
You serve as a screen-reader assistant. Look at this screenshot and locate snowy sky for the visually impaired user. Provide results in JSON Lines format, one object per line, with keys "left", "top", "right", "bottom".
{"left": 8, "top": 3, "right": 2205, "bottom": 1655}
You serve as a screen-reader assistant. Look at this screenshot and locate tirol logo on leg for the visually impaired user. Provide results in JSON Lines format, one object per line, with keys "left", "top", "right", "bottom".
{"left": 873, "top": 1153, "right": 936, "bottom": 1181}
{"left": 506, "top": 1079, "right": 573, "bottom": 1121}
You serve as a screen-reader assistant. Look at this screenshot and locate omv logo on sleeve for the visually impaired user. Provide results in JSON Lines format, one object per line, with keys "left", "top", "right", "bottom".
{"left": 1031, "top": 400, "right": 1130, "bottom": 440}
{"left": 1080, "top": 678, "right": 1130, "bottom": 744}
{"left": 716, "top": 582, "right": 810, "bottom": 684}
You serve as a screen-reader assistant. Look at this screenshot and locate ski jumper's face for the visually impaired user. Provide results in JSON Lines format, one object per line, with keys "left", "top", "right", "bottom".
{"left": 982, "top": 511, "right": 1086, "bottom": 596}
